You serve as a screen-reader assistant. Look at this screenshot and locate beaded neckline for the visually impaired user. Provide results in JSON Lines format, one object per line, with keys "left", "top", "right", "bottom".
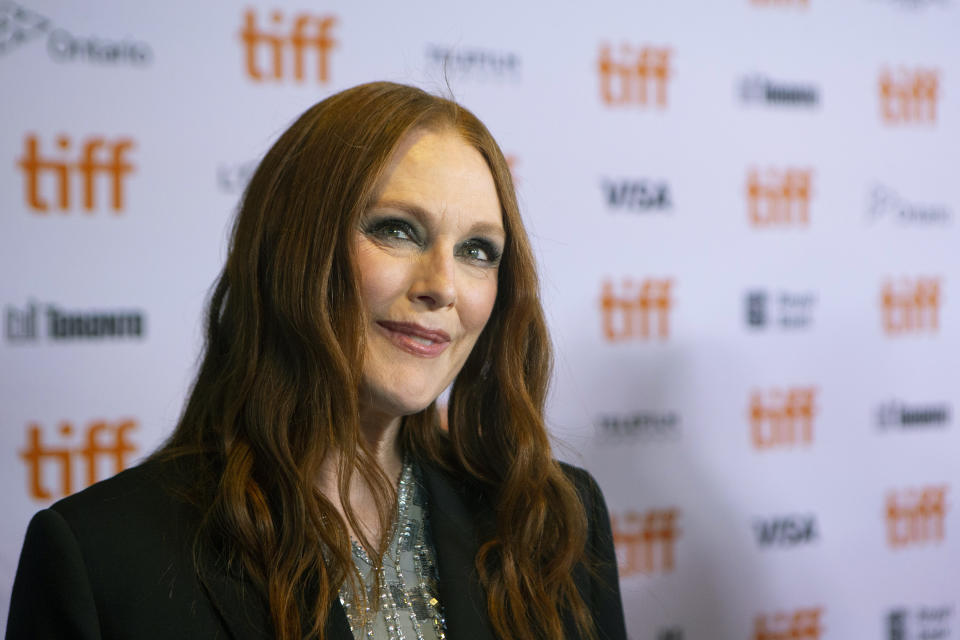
{"left": 338, "top": 459, "right": 447, "bottom": 640}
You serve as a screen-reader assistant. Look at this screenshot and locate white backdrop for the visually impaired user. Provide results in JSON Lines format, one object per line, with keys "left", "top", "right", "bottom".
{"left": 1, "top": 1, "right": 958, "bottom": 638}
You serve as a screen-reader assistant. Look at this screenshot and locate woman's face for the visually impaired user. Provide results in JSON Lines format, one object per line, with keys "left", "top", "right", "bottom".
{"left": 354, "top": 128, "right": 504, "bottom": 421}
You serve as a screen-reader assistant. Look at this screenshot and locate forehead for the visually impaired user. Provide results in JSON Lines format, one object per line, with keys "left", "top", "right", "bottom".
{"left": 374, "top": 128, "right": 504, "bottom": 231}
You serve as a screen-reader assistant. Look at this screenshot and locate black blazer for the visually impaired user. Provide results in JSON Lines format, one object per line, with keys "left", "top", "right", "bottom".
{"left": 7, "top": 456, "right": 626, "bottom": 639}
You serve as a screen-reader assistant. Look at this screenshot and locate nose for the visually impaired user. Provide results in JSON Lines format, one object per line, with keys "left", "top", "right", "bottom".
{"left": 409, "top": 245, "right": 456, "bottom": 309}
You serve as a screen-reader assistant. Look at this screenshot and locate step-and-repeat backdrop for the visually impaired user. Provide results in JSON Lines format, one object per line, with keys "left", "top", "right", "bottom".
{"left": 2, "top": 1, "right": 958, "bottom": 637}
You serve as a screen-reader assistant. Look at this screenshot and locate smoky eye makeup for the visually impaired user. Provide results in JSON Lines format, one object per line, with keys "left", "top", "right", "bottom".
{"left": 361, "top": 214, "right": 422, "bottom": 245}
{"left": 459, "top": 237, "right": 503, "bottom": 266}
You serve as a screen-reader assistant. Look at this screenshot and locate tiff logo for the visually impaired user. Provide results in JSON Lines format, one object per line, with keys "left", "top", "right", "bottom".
{"left": 747, "top": 168, "right": 813, "bottom": 227}
{"left": 611, "top": 509, "right": 681, "bottom": 576}
{"left": 239, "top": 9, "right": 336, "bottom": 83}
{"left": 750, "top": 387, "right": 817, "bottom": 449}
{"left": 17, "top": 134, "right": 134, "bottom": 213}
{"left": 880, "top": 277, "right": 940, "bottom": 335}
{"left": 886, "top": 486, "right": 948, "bottom": 548}
{"left": 602, "top": 179, "right": 672, "bottom": 211}
{"left": 754, "top": 515, "right": 818, "bottom": 547}
{"left": 879, "top": 68, "right": 939, "bottom": 124}
{"left": 19, "top": 419, "right": 137, "bottom": 501}
{"left": 600, "top": 278, "right": 673, "bottom": 341}
{"left": 598, "top": 44, "right": 671, "bottom": 107}
{"left": 753, "top": 608, "right": 824, "bottom": 640}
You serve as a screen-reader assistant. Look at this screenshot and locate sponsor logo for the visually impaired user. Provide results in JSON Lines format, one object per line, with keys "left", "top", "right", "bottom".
{"left": 873, "top": 0, "right": 951, "bottom": 7}
{"left": 880, "top": 277, "right": 940, "bottom": 335}
{"left": 868, "top": 185, "right": 952, "bottom": 226}
{"left": 425, "top": 45, "right": 521, "bottom": 80}
{"left": 611, "top": 509, "right": 681, "bottom": 576}
{"left": 4, "top": 301, "right": 146, "bottom": 342}
{"left": 217, "top": 158, "right": 259, "bottom": 194}
{"left": 740, "top": 74, "right": 819, "bottom": 107}
{"left": 601, "top": 178, "right": 672, "bottom": 212}
{"left": 600, "top": 278, "right": 674, "bottom": 341}
{"left": 598, "top": 44, "right": 671, "bottom": 108}
{"left": 750, "top": 387, "right": 817, "bottom": 449}
{"left": 239, "top": 8, "right": 336, "bottom": 83}
{"left": 596, "top": 411, "right": 681, "bottom": 442}
{"left": 747, "top": 168, "right": 813, "bottom": 227}
{"left": 657, "top": 629, "right": 684, "bottom": 640}
{"left": 886, "top": 485, "right": 948, "bottom": 548}
{"left": 19, "top": 419, "right": 138, "bottom": 501}
{"left": 879, "top": 68, "right": 939, "bottom": 125}
{"left": 887, "top": 605, "right": 953, "bottom": 640}
{"left": 746, "top": 289, "right": 817, "bottom": 329}
{"left": 0, "top": 3, "right": 152, "bottom": 65}
{"left": 753, "top": 608, "right": 824, "bottom": 640}
{"left": 753, "top": 515, "right": 818, "bottom": 547}
{"left": 877, "top": 400, "right": 951, "bottom": 430}
{"left": 17, "top": 134, "right": 135, "bottom": 213}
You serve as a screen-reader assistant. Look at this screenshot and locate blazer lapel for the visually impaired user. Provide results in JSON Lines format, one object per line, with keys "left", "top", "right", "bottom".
{"left": 420, "top": 463, "right": 497, "bottom": 640}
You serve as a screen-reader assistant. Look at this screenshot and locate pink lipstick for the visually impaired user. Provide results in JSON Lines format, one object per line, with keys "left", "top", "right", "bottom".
{"left": 376, "top": 321, "right": 451, "bottom": 357}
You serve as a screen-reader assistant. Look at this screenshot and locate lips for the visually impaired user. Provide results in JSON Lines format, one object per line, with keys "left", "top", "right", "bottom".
{"left": 376, "top": 321, "right": 451, "bottom": 357}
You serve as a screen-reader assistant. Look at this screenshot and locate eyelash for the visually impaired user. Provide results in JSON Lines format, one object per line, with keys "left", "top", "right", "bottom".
{"left": 362, "top": 217, "right": 502, "bottom": 266}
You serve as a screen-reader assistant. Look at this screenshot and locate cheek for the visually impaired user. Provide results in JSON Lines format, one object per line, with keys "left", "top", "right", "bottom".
{"left": 355, "top": 244, "right": 407, "bottom": 311}
{"left": 459, "top": 275, "right": 499, "bottom": 334}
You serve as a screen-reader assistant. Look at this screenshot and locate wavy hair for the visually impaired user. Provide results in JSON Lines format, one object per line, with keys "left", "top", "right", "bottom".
{"left": 157, "top": 81, "right": 593, "bottom": 640}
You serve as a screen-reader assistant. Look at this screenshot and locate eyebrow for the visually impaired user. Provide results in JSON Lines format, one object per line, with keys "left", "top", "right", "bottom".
{"left": 371, "top": 198, "right": 506, "bottom": 239}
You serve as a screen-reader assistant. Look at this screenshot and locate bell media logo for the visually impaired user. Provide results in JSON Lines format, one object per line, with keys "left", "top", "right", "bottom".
{"left": 240, "top": 9, "right": 336, "bottom": 83}
{"left": 753, "top": 514, "right": 818, "bottom": 548}
{"left": 611, "top": 509, "right": 681, "bottom": 576}
{"left": 17, "top": 134, "right": 135, "bottom": 213}
{"left": 753, "top": 608, "right": 824, "bottom": 640}
{"left": 601, "top": 178, "right": 672, "bottom": 212}
{"left": 5, "top": 301, "right": 145, "bottom": 342}
{"left": 747, "top": 168, "right": 812, "bottom": 227}
{"left": 600, "top": 278, "right": 673, "bottom": 341}
{"left": 740, "top": 74, "right": 819, "bottom": 107}
{"left": 887, "top": 605, "right": 953, "bottom": 640}
{"left": 880, "top": 277, "right": 940, "bottom": 335}
{"left": 886, "top": 485, "right": 948, "bottom": 548}
{"left": 746, "top": 290, "right": 816, "bottom": 330}
{"left": 750, "top": 387, "right": 816, "bottom": 450}
{"left": 19, "top": 419, "right": 138, "bottom": 501}
{"left": 597, "top": 44, "right": 671, "bottom": 108}
{"left": 879, "top": 67, "right": 939, "bottom": 125}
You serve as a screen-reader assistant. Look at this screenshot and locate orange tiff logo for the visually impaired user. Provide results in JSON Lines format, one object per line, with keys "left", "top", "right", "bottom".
{"left": 240, "top": 9, "right": 336, "bottom": 83}
{"left": 611, "top": 509, "right": 681, "bottom": 576}
{"left": 598, "top": 44, "right": 671, "bottom": 107}
{"left": 753, "top": 608, "right": 824, "bottom": 640}
{"left": 747, "top": 168, "right": 812, "bottom": 227}
{"left": 881, "top": 277, "right": 940, "bottom": 335}
{"left": 750, "top": 387, "right": 816, "bottom": 449}
{"left": 879, "top": 68, "right": 939, "bottom": 125}
{"left": 17, "top": 134, "right": 135, "bottom": 213}
{"left": 600, "top": 278, "right": 673, "bottom": 341}
{"left": 19, "top": 419, "right": 137, "bottom": 501}
{"left": 887, "top": 486, "right": 948, "bottom": 548}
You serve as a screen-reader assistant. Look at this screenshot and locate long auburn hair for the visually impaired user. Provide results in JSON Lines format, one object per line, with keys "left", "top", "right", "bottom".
{"left": 157, "top": 81, "right": 593, "bottom": 639}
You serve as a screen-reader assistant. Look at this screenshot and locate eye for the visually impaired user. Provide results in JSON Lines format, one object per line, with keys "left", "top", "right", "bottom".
{"left": 363, "top": 217, "right": 419, "bottom": 244}
{"left": 459, "top": 238, "right": 502, "bottom": 266}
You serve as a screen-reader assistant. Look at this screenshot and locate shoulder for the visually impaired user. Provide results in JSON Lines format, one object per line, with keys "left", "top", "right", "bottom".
{"left": 558, "top": 461, "right": 606, "bottom": 513}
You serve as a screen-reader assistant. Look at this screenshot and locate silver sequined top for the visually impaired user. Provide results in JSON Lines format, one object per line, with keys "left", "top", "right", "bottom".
{"left": 338, "top": 460, "right": 447, "bottom": 640}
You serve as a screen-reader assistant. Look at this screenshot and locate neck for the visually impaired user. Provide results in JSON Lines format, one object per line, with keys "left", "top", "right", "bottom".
{"left": 357, "top": 408, "right": 404, "bottom": 482}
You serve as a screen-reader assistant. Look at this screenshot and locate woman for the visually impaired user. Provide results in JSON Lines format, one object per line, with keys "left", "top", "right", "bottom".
{"left": 7, "top": 82, "right": 626, "bottom": 640}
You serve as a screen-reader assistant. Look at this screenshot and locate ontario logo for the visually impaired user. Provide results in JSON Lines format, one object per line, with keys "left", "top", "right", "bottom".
{"left": 19, "top": 418, "right": 138, "bottom": 501}
{"left": 867, "top": 184, "right": 951, "bottom": 226}
{"left": 239, "top": 8, "right": 337, "bottom": 83}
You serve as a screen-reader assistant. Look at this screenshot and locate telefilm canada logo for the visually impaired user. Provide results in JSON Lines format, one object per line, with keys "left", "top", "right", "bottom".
{"left": 868, "top": 185, "right": 952, "bottom": 226}
{"left": 887, "top": 605, "right": 953, "bottom": 640}
{"left": 596, "top": 410, "right": 681, "bottom": 443}
{"left": 19, "top": 418, "right": 138, "bottom": 501}
{"left": 740, "top": 74, "right": 819, "bottom": 108}
{"left": 425, "top": 45, "right": 521, "bottom": 81}
{"left": 5, "top": 301, "right": 146, "bottom": 342}
{"left": 601, "top": 178, "right": 672, "bottom": 212}
{"left": 746, "top": 289, "right": 817, "bottom": 330}
{"left": 0, "top": 2, "right": 152, "bottom": 65}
